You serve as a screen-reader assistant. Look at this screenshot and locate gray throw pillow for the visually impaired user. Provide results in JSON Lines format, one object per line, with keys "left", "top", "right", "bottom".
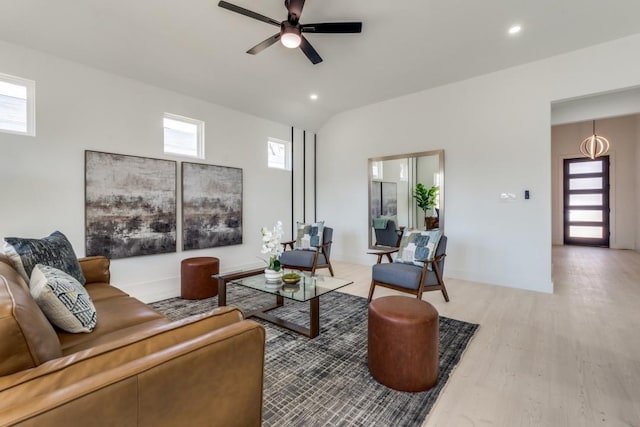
{"left": 3, "top": 231, "right": 86, "bottom": 285}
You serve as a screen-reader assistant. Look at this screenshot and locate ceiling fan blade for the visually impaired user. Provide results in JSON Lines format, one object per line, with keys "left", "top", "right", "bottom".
{"left": 300, "top": 35, "right": 322, "bottom": 64}
{"left": 285, "top": 0, "right": 306, "bottom": 22}
{"left": 218, "top": 1, "right": 280, "bottom": 27}
{"left": 301, "top": 22, "right": 362, "bottom": 33}
{"left": 246, "top": 33, "right": 281, "bottom": 55}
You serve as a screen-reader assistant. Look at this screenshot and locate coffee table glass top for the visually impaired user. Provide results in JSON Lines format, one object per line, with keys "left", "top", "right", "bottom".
{"left": 228, "top": 271, "right": 353, "bottom": 302}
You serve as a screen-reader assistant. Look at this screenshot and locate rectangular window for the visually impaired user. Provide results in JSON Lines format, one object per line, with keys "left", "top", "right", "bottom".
{"left": 163, "top": 113, "right": 204, "bottom": 158}
{"left": 267, "top": 137, "right": 291, "bottom": 170}
{"left": 0, "top": 73, "right": 35, "bottom": 136}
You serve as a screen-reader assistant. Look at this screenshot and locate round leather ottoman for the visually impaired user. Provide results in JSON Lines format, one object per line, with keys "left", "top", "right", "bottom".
{"left": 368, "top": 296, "right": 439, "bottom": 392}
{"left": 180, "top": 257, "right": 219, "bottom": 300}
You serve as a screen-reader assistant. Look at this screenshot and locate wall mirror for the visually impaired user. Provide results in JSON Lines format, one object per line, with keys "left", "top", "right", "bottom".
{"left": 368, "top": 150, "right": 444, "bottom": 249}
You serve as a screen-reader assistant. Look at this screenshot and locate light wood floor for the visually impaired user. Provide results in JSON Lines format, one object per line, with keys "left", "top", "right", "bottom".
{"left": 331, "top": 245, "right": 640, "bottom": 427}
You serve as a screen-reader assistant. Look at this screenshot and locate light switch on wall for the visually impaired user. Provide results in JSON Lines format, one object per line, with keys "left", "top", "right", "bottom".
{"left": 499, "top": 192, "right": 516, "bottom": 201}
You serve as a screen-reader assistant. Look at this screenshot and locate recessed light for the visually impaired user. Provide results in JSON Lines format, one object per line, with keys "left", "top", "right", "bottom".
{"left": 508, "top": 25, "right": 522, "bottom": 35}
{"left": 310, "top": 93, "right": 318, "bottom": 101}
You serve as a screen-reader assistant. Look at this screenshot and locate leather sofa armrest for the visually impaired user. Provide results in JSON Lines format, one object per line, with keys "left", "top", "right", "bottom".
{"left": 0, "top": 307, "right": 265, "bottom": 426}
{"left": 78, "top": 256, "right": 110, "bottom": 284}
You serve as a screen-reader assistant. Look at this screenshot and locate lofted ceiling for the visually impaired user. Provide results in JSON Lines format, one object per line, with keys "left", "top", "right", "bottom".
{"left": 1, "top": 0, "right": 640, "bottom": 130}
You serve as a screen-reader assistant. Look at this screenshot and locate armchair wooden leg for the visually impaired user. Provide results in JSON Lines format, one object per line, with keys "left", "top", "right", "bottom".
{"left": 327, "top": 262, "right": 335, "bottom": 276}
{"left": 433, "top": 263, "right": 449, "bottom": 302}
{"left": 440, "top": 285, "right": 450, "bottom": 302}
{"left": 368, "top": 280, "right": 376, "bottom": 302}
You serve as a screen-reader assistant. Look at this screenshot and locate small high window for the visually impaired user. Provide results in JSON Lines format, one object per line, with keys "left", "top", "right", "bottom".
{"left": 268, "top": 138, "right": 291, "bottom": 170}
{"left": 163, "top": 113, "right": 204, "bottom": 158}
{"left": 0, "top": 73, "right": 35, "bottom": 136}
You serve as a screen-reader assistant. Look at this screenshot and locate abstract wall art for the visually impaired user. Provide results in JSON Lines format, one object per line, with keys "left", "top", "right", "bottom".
{"left": 182, "top": 162, "right": 243, "bottom": 250}
{"left": 85, "top": 151, "right": 177, "bottom": 259}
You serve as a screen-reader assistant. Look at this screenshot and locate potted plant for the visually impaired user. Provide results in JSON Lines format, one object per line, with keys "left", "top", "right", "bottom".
{"left": 260, "top": 221, "right": 284, "bottom": 282}
{"left": 412, "top": 183, "right": 439, "bottom": 230}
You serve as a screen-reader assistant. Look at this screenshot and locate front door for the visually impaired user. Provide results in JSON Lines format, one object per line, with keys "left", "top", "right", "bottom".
{"left": 563, "top": 156, "right": 610, "bottom": 247}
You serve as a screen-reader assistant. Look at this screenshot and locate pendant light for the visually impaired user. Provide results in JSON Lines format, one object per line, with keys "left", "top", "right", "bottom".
{"left": 579, "top": 120, "right": 610, "bottom": 159}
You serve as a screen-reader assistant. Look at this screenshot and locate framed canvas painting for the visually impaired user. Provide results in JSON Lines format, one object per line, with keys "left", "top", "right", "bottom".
{"left": 182, "top": 162, "right": 243, "bottom": 250}
{"left": 85, "top": 151, "right": 177, "bottom": 259}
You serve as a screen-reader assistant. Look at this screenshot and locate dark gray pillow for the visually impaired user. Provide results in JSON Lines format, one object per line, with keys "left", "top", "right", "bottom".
{"left": 3, "top": 231, "right": 86, "bottom": 285}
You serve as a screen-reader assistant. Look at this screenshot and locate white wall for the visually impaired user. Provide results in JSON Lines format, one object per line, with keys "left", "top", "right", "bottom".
{"left": 551, "top": 116, "right": 639, "bottom": 249}
{"left": 317, "top": 34, "right": 640, "bottom": 293}
{"left": 0, "top": 40, "right": 294, "bottom": 302}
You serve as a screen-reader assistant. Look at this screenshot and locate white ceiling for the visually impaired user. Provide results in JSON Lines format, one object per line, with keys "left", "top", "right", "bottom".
{"left": 1, "top": 0, "right": 640, "bottom": 130}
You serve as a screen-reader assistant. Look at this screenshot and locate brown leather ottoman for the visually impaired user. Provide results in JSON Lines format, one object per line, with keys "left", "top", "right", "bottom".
{"left": 180, "top": 257, "right": 219, "bottom": 300}
{"left": 368, "top": 295, "right": 439, "bottom": 391}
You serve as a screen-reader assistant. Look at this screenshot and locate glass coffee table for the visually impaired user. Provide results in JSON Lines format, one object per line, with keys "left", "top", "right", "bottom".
{"left": 215, "top": 268, "right": 353, "bottom": 338}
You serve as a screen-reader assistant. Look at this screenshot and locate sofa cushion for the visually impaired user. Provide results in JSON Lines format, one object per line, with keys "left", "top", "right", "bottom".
{"left": 372, "top": 262, "right": 423, "bottom": 289}
{"left": 57, "top": 295, "right": 169, "bottom": 353}
{"left": 279, "top": 250, "right": 327, "bottom": 268}
{"left": 30, "top": 264, "right": 97, "bottom": 333}
{"left": 3, "top": 231, "right": 85, "bottom": 285}
{"left": 0, "top": 261, "right": 62, "bottom": 376}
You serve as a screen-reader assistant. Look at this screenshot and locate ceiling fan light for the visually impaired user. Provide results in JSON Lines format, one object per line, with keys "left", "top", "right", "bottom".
{"left": 281, "top": 32, "right": 301, "bottom": 48}
{"left": 281, "top": 23, "right": 301, "bottom": 48}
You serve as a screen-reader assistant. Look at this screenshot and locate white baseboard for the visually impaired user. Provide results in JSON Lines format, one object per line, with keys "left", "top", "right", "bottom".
{"left": 119, "top": 277, "right": 180, "bottom": 304}
{"left": 118, "top": 261, "right": 266, "bottom": 304}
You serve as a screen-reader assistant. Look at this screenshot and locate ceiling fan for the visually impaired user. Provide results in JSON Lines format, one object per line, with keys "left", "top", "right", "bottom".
{"left": 218, "top": 0, "right": 362, "bottom": 64}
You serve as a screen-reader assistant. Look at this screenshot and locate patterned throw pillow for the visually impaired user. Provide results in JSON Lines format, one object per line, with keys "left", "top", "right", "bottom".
{"left": 29, "top": 264, "right": 97, "bottom": 333}
{"left": 395, "top": 229, "right": 443, "bottom": 266}
{"left": 294, "top": 221, "right": 325, "bottom": 251}
{"left": 3, "top": 231, "right": 86, "bottom": 285}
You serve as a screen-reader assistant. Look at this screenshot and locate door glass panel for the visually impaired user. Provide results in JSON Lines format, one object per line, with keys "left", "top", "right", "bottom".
{"left": 569, "top": 226, "right": 603, "bottom": 239}
{"left": 568, "top": 210, "right": 603, "bottom": 222}
{"left": 569, "top": 161, "right": 602, "bottom": 175}
{"left": 569, "top": 194, "right": 602, "bottom": 206}
{"left": 569, "top": 177, "right": 603, "bottom": 190}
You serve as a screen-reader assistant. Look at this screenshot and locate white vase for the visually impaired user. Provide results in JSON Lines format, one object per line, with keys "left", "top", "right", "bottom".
{"left": 264, "top": 268, "right": 283, "bottom": 283}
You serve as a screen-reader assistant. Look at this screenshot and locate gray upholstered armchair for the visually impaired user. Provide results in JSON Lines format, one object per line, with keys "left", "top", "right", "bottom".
{"left": 280, "top": 226, "right": 334, "bottom": 276}
{"left": 372, "top": 217, "right": 403, "bottom": 248}
{"left": 368, "top": 231, "right": 449, "bottom": 302}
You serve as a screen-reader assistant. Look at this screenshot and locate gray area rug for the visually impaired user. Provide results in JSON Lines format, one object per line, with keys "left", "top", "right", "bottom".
{"left": 150, "top": 287, "right": 478, "bottom": 426}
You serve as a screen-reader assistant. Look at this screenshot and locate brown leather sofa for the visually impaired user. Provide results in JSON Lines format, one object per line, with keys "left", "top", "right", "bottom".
{"left": 0, "top": 254, "right": 265, "bottom": 427}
